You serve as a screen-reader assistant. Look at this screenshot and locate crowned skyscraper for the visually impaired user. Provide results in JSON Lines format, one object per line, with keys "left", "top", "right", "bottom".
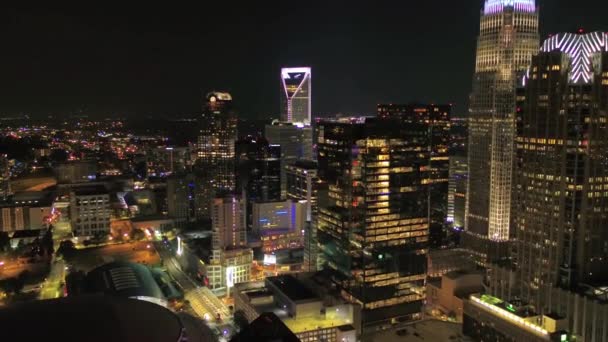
{"left": 195, "top": 92, "right": 237, "bottom": 219}
{"left": 280, "top": 67, "right": 311, "bottom": 125}
{"left": 464, "top": 0, "right": 539, "bottom": 263}
{"left": 471, "top": 31, "right": 608, "bottom": 342}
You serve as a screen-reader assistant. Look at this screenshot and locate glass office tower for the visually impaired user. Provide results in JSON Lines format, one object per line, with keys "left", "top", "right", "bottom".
{"left": 317, "top": 118, "right": 430, "bottom": 330}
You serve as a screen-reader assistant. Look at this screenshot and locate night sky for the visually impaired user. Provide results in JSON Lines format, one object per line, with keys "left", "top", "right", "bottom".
{"left": 0, "top": 1, "right": 606, "bottom": 119}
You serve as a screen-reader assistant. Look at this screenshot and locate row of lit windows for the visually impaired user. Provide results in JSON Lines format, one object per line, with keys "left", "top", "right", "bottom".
{"left": 364, "top": 293, "right": 424, "bottom": 310}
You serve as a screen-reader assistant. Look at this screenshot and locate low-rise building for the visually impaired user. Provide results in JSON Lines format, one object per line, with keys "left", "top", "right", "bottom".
{"left": 234, "top": 273, "right": 360, "bottom": 342}
{"left": 463, "top": 294, "right": 571, "bottom": 342}
{"left": 0, "top": 192, "right": 53, "bottom": 232}
{"left": 426, "top": 270, "right": 484, "bottom": 322}
{"left": 69, "top": 185, "right": 111, "bottom": 237}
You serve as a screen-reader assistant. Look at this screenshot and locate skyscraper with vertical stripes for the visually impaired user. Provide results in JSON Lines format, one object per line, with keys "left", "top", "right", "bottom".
{"left": 464, "top": 0, "right": 539, "bottom": 264}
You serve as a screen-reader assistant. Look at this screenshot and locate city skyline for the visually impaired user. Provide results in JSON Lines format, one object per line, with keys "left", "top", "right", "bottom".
{"left": 2, "top": 2, "right": 608, "bottom": 341}
{"left": 0, "top": 2, "right": 606, "bottom": 118}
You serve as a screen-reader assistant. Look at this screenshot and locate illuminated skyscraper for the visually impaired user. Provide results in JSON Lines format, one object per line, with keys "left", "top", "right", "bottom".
{"left": 478, "top": 31, "right": 608, "bottom": 342}
{"left": 516, "top": 31, "right": 608, "bottom": 337}
{"left": 448, "top": 117, "right": 468, "bottom": 232}
{"left": 280, "top": 67, "right": 311, "bottom": 125}
{"left": 317, "top": 118, "right": 430, "bottom": 330}
{"left": 377, "top": 104, "right": 451, "bottom": 247}
{"left": 195, "top": 92, "right": 237, "bottom": 219}
{"left": 464, "top": 0, "right": 539, "bottom": 263}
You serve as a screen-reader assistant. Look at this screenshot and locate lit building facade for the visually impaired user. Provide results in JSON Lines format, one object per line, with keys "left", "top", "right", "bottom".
{"left": 286, "top": 160, "right": 325, "bottom": 271}
{"left": 147, "top": 146, "right": 190, "bottom": 177}
{"left": 464, "top": 0, "right": 539, "bottom": 263}
{"left": 251, "top": 199, "right": 307, "bottom": 253}
{"left": 265, "top": 122, "right": 313, "bottom": 198}
{"left": 195, "top": 92, "right": 237, "bottom": 219}
{"left": 208, "top": 196, "right": 252, "bottom": 292}
{"left": 316, "top": 118, "right": 430, "bottom": 330}
{"left": 69, "top": 186, "right": 111, "bottom": 237}
{"left": 377, "top": 104, "right": 451, "bottom": 247}
{"left": 280, "top": 67, "right": 311, "bottom": 125}
{"left": 485, "top": 32, "right": 608, "bottom": 341}
{"left": 448, "top": 117, "right": 468, "bottom": 231}
{"left": 234, "top": 274, "right": 360, "bottom": 342}
{"left": 479, "top": 31, "right": 608, "bottom": 342}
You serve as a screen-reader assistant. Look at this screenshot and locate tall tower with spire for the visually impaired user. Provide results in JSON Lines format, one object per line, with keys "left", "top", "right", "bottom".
{"left": 464, "top": 0, "right": 539, "bottom": 264}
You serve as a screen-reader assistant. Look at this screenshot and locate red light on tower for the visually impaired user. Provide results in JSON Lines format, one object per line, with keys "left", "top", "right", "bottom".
{"left": 578, "top": 28, "right": 585, "bottom": 34}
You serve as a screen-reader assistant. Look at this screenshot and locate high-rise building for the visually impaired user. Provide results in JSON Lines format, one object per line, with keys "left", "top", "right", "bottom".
{"left": 207, "top": 196, "right": 252, "bottom": 292}
{"left": 166, "top": 173, "right": 196, "bottom": 223}
{"left": 0, "top": 154, "right": 10, "bottom": 200}
{"left": 280, "top": 67, "right": 311, "bottom": 125}
{"left": 286, "top": 160, "right": 325, "bottom": 271}
{"left": 195, "top": 92, "right": 237, "bottom": 219}
{"left": 316, "top": 118, "right": 430, "bottom": 330}
{"left": 512, "top": 31, "right": 608, "bottom": 338}
{"left": 377, "top": 104, "right": 451, "bottom": 247}
{"left": 235, "top": 137, "right": 282, "bottom": 203}
{"left": 476, "top": 31, "right": 608, "bottom": 342}
{"left": 448, "top": 117, "right": 468, "bottom": 232}
{"left": 264, "top": 121, "right": 313, "bottom": 198}
{"left": 464, "top": 0, "right": 539, "bottom": 264}
{"left": 147, "top": 146, "right": 190, "bottom": 177}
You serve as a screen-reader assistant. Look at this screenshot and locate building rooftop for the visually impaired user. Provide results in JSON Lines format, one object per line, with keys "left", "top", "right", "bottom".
{"left": 282, "top": 314, "right": 354, "bottom": 334}
{"left": 72, "top": 185, "right": 109, "bottom": 196}
{"left": 267, "top": 274, "right": 316, "bottom": 302}
{"left": 84, "top": 261, "right": 166, "bottom": 305}
{"left": 291, "top": 159, "right": 318, "bottom": 170}
{"left": 231, "top": 312, "right": 300, "bottom": 342}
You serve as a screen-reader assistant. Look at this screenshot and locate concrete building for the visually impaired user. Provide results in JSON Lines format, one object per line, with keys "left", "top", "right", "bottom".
{"left": 426, "top": 270, "right": 484, "bottom": 322}
{"left": 234, "top": 273, "right": 360, "bottom": 342}
{"left": 0, "top": 193, "right": 52, "bottom": 232}
{"left": 207, "top": 196, "right": 252, "bottom": 293}
{"left": 69, "top": 185, "right": 111, "bottom": 237}
{"left": 463, "top": 293, "right": 570, "bottom": 342}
